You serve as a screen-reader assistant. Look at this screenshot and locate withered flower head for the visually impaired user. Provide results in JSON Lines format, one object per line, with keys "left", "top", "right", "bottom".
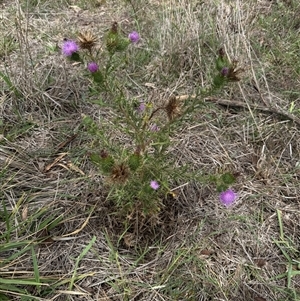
{"left": 78, "top": 31, "right": 97, "bottom": 51}
{"left": 110, "top": 163, "right": 130, "bottom": 183}
{"left": 218, "top": 47, "right": 225, "bottom": 58}
{"left": 100, "top": 149, "right": 108, "bottom": 158}
{"left": 111, "top": 22, "right": 119, "bottom": 34}
{"left": 165, "top": 95, "right": 181, "bottom": 121}
{"left": 226, "top": 59, "right": 244, "bottom": 82}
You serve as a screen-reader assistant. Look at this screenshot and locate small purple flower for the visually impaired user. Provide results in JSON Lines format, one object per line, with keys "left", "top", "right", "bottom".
{"left": 150, "top": 123, "right": 160, "bottom": 132}
{"left": 62, "top": 40, "right": 79, "bottom": 56}
{"left": 221, "top": 67, "right": 229, "bottom": 76}
{"left": 150, "top": 180, "right": 160, "bottom": 190}
{"left": 128, "top": 31, "right": 140, "bottom": 43}
{"left": 220, "top": 189, "right": 237, "bottom": 207}
{"left": 138, "top": 102, "right": 146, "bottom": 112}
{"left": 87, "top": 62, "right": 99, "bottom": 73}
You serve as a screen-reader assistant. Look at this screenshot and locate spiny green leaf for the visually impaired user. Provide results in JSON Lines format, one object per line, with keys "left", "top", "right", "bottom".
{"left": 128, "top": 153, "right": 141, "bottom": 171}
{"left": 216, "top": 183, "right": 228, "bottom": 193}
{"left": 92, "top": 71, "right": 104, "bottom": 84}
{"left": 221, "top": 172, "right": 235, "bottom": 185}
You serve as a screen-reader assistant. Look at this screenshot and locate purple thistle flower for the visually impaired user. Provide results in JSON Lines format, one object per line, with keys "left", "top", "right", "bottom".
{"left": 128, "top": 31, "right": 140, "bottom": 43}
{"left": 150, "top": 123, "right": 160, "bottom": 132}
{"left": 221, "top": 67, "right": 229, "bottom": 76}
{"left": 62, "top": 40, "right": 79, "bottom": 56}
{"left": 150, "top": 180, "right": 160, "bottom": 190}
{"left": 138, "top": 102, "right": 146, "bottom": 112}
{"left": 87, "top": 62, "right": 99, "bottom": 73}
{"left": 220, "top": 189, "right": 237, "bottom": 207}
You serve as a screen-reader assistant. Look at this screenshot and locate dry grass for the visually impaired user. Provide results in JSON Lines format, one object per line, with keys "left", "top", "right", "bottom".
{"left": 1, "top": 0, "right": 300, "bottom": 300}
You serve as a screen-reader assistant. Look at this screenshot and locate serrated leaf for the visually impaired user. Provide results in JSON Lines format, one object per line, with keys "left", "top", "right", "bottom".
{"left": 216, "top": 56, "right": 228, "bottom": 71}
{"left": 216, "top": 183, "right": 228, "bottom": 193}
{"left": 128, "top": 154, "right": 141, "bottom": 171}
{"left": 101, "top": 157, "right": 115, "bottom": 173}
{"left": 115, "top": 38, "right": 130, "bottom": 52}
{"left": 213, "top": 74, "right": 226, "bottom": 88}
{"left": 209, "top": 175, "right": 217, "bottom": 183}
{"left": 70, "top": 52, "right": 82, "bottom": 62}
{"left": 92, "top": 71, "right": 104, "bottom": 84}
{"left": 221, "top": 172, "right": 235, "bottom": 185}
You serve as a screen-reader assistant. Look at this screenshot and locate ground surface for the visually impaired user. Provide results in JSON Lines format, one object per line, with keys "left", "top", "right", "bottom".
{"left": 0, "top": 0, "right": 300, "bottom": 300}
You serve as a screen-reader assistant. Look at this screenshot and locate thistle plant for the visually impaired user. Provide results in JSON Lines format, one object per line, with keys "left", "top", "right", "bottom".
{"left": 62, "top": 22, "right": 241, "bottom": 222}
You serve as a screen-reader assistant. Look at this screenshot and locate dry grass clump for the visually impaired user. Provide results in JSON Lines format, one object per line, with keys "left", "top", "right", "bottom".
{"left": 0, "top": 0, "right": 300, "bottom": 300}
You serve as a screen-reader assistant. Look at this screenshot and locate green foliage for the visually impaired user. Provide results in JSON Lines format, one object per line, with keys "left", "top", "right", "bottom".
{"left": 221, "top": 172, "right": 235, "bottom": 185}
{"left": 69, "top": 236, "right": 96, "bottom": 290}
{"left": 4, "top": 121, "right": 36, "bottom": 142}
{"left": 90, "top": 152, "right": 115, "bottom": 174}
{"left": 128, "top": 153, "right": 141, "bottom": 171}
{"left": 0, "top": 70, "right": 22, "bottom": 98}
{"left": 106, "top": 22, "right": 130, "bottom": 54}
{"left": 273, "top": 209, "right": 300, "bottom": 297}
{"left": 0, "top": 34, "right": 18, "bottom": 57}
{"left": 210, "top": 172, "right": 236, "bottom": 193}
{"left": 0, "top": 201, "right": 65, "bottom": 300}
{"left": 69, "top": 52, "right": 82, "bottom": 62}
{"left": 91, "top": 70, "right": 104, "bottom": 84}
{"left": 213, "top": 73, "right": 226, "bottom": 89}
{"left": 215, "top": 53, "right": 228, "bottom": 71}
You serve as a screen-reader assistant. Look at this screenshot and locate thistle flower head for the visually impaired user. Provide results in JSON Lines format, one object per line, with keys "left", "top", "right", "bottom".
{"left": 78, "top": 31, "right": 97, "bottom": 51}
{"left": 62, "top": 40, "right": 79, "bottom": 56}
{"left": 226, "top": 60, "right": 244, "bottom": 82}
{"left": 150, "top": 180, "right": 160, "bottom": 190}
{"left": 110, "top": 163, "right": 130, "bottom": 183}
{"left": 165, "top": 95, "right": 181, "bottom": 121}
{"left": 218, "top": 47, "right": 225, "bottom": 59}
{"left": 111, "top": 22, "right": 119, "bottom": 34}
{"left": 221, "top": 67, "right": 229, "bottom": 76}
{"left": 219, "top": 189, "right": 237, "bottom": 207}
{"left": 128, "top": 31, "right": 140, "bottom": 43}
{"left": 100, "top": 149, "right": 109, "bottom": 158}
{"left": 87, "top": 62, "right": 99, "bottom": 73}
{"left": 137, "top": 102, "right": 146, "bottom": 113}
